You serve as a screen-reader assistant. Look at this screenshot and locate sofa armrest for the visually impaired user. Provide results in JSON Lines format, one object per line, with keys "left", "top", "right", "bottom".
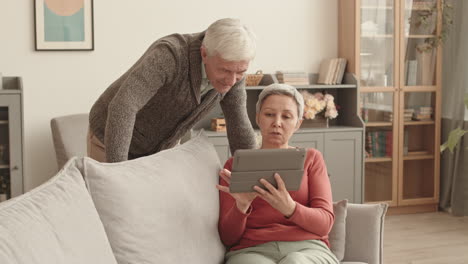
{"left": 343, "top": 203, "right": 388, "bottom": 264}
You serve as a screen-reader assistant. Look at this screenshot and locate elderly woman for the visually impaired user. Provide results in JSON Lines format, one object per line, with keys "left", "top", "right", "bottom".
{"left": 216, "top": 84, "right": 339, "bottom": 264}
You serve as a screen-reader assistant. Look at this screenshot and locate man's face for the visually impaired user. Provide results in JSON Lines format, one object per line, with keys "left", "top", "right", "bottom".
{"left": 201, "top": 46, "right": 250, "bottom": 94}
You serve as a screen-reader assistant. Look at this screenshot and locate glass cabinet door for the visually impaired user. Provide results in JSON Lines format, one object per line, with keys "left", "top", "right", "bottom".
{"left": 360, "top": 0, "right": 396, "bottom": 87}
{"left": 360, "top": 92, "right": 397, "bottom": 204}
{"left": 403, "top": 0, "right": 439, "bottom": 86}
{"left": 400, "top": 91, "right": 436, "bottom": 202}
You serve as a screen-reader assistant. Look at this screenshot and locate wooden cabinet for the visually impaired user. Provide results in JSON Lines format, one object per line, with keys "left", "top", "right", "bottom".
{"left": 0, "top": 77, "right": 24, "bottom": 202}
{"left": 339, "top": 0, "right": 442, "bottom": 213}
{"left": 189, "top": 73, "right": 365, "bottom": 203}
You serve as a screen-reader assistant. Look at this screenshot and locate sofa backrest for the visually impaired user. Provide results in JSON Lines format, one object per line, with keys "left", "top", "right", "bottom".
{"left": 81, "top": 132, "right": 227, "bottom": 264}
{"left": 0, "top": 158, "right": 117, "bottom": 264}
{"left": 50, "top": 113, "right": 89, "bottom": 169}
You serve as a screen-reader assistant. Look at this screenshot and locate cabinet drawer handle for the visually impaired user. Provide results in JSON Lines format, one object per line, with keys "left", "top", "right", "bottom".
{"left": 11, "top": 166, "right": 18, "bottom": 171}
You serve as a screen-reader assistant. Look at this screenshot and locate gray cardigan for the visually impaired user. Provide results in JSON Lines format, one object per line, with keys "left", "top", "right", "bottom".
{"left": 89, "top": 32, "right": 256, "bottom": 162}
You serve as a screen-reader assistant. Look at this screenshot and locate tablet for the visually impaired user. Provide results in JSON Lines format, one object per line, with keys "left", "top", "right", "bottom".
{"left": 229, "top": 148, "right": 307, "bottom": 193}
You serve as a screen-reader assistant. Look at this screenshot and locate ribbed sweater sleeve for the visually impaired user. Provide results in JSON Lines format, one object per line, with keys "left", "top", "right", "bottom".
{"left": 287, "top": 150, "right": 334, "bottom": 236}
{"left": 105, "top": 44, "right": 178, "bottom": 162}
{"left": 220, "top": 79, "right": 256, "bottom": 154}
{"left": 218, "top": 158, "right": 250, "bottom": 246}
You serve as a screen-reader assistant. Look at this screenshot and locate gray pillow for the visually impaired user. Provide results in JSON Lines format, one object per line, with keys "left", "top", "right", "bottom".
{"left": 82, "top": 133, "right": 226, "bottom": 264}
{"left": 344, "top": 203, "right": 388, "bottom": 264}
{"left": 329, "top": 199, "right": 348, "bottom": 261}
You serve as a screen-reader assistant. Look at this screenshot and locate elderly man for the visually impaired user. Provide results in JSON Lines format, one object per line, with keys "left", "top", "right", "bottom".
{"left": 88, "top": 18, "right": 257, "bottom": 162}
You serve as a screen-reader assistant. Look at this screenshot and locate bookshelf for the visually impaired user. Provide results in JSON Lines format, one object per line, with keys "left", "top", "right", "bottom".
{"left": 339, "top": 0, "right": 442, "bottom": 214}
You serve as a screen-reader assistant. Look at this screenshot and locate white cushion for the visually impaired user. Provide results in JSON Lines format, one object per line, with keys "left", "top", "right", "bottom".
{"left": 83, "top": 132, "right": 226, "bottom": 264}
{"left": 0, "top": 158, "right": 117, "bottom": 264}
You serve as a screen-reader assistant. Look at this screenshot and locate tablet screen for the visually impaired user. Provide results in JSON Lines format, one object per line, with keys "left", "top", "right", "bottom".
{"left": 229, "top": 148, "right": 306, "bottom": 193}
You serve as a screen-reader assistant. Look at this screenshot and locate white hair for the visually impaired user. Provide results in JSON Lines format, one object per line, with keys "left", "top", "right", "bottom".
{"left": 202, "top": 18, "right": 256, "bottom": 61}
{"left": 256, "top": 84, "right": 304, "bottom": 120}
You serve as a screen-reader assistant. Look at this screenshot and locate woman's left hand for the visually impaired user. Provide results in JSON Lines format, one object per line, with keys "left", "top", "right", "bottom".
{"left": 253, "top": 173, "right": 297, "bottom": 218}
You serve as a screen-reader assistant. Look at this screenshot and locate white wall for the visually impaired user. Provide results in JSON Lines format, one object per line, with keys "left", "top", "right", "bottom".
{"left": 0, "top": 0, "right": 337, "bottom": 191}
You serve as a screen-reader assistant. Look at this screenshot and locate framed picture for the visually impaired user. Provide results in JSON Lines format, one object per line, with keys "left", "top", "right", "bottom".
{"left": 34, "top": 0, "right": 94, "bottom": 51}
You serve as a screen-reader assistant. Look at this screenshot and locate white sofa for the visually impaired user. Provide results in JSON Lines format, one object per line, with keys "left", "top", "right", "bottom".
{"left": 1, "top": 133, "right": 387, "bottom": 264}
{"left": 0, "top": 117, "right": 387, "bottom": 264}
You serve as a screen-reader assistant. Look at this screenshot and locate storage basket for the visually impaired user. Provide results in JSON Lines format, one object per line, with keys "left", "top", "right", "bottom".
{"left": 246, "top": 70, "right": 264, "bottom": 86}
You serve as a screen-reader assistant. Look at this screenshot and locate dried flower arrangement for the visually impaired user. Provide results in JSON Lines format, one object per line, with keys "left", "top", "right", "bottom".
{"left": 300, "top": 90, "right": 338, "bottom": 120}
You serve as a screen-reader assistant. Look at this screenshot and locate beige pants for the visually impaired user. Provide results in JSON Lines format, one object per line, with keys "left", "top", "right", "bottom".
{"left": 225, "top": 240, "right": 339, "bottom": 264}
{"left": 87, "top": 129, "right": 106, "bottom": 162}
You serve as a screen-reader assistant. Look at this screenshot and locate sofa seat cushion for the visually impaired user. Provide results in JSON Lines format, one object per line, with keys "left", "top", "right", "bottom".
{"left": 83, "top": 132, "right": 225, "bottom": 264}
{"left": 0, "top": 158, "right": 117, "bottom": 264}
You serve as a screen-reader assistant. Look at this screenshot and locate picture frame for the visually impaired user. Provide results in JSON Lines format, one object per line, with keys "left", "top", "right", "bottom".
{"left": 34, "top": 0, "right": 94, "bottom": 51}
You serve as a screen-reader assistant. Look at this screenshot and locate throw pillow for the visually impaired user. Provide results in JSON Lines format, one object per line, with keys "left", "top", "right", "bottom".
{"left": 329, "top": 199, "right": 348, "bottom": 261}
{"left": 0, "top": 158, "right": 117, "bottom": 264}
{"left": 344, "top": 203, "right": 388, "bottom": 264}
{"left": 83, "top": 132, "right": 226, "bottom": 264}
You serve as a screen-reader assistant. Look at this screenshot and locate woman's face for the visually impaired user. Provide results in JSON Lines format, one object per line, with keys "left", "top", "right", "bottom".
{"left": 256, "top": 94, "right": 302, "bottom": 149}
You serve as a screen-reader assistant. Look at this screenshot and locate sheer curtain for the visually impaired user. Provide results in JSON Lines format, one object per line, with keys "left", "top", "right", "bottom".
{"left": 440, "top": 0, "right": 468, "bottom": 216}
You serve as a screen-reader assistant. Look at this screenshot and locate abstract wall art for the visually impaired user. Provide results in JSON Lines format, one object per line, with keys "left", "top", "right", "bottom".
{"left": 34, "top": 0, "right": 94, "bottom": 51}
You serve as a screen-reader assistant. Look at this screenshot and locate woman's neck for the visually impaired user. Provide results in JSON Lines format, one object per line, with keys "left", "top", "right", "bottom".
{"left": 260, "top": 143, "right": 290, "bottom": 149}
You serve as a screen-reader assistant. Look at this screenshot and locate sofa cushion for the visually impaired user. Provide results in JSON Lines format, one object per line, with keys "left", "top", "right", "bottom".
{"left": 0, "top": 158, "right": 117, "bottom": 264}
{"left": 344, "top": 203, "right": 388, "bottom": 264}
{"left": 83, "top": 132, "right": 225, "bottom": 264}
{"left": 329, "top": 199, "right": 348, "bottom": 261}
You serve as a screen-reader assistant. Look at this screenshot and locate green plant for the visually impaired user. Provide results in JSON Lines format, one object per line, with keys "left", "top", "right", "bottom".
{"left": 440, "top": 94, "right": 468, "bottom": 153}
{"left": 414, "top": 0, "right": 453, "bottom": 53}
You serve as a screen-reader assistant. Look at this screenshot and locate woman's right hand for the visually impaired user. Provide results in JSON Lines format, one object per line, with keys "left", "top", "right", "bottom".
{"left": 216, "top": 168, "right": 258, "bottom": 214}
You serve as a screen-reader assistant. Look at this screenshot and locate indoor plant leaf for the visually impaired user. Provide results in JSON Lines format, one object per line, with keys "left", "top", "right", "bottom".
{"left": 440, "top": 127, "right": 468, "bottom": 153}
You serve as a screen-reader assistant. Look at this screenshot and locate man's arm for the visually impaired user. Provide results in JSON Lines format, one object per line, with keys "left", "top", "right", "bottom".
{"left": 105, "top": 44, "right": 178, "bottom": 162}
{"left": 220, "top": 79, "right": 256, "bottom": 155}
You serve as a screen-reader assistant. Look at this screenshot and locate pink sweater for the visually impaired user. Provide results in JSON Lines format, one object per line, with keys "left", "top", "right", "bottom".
{"left": 218, "top": 148, "right": 335, "bottom": 251}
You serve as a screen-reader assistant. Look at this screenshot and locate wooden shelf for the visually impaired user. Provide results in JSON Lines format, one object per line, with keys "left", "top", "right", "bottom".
{"left": 0, "top": 120, "right": 8, "bottom": 125}
{"left": 366, "top": 157, "right": 392, "bottom": 163}
{"left": 361, "top": 6, "right": 393, "bottom": 10}
{"left": 403, "top": 153, "right": 434, "bottom": 160}
{"left": 0, "top": 164, "right": 9, "bottom": 169}
{"left": 404, "top": 120, "right": 435, "bottom": 126}
{"left": 365, "top": 121, "right": 393, "bottom": 127}
{"left": 406, "top": 34, "right": 436, "bottom": 39}
{"left": 246, "top": 84, "right": 356, "bottom": 90}
{"left": 361, "top": 34, "right": 394, "bottom": 38}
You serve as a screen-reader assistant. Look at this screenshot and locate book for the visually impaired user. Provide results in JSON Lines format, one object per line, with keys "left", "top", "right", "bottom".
{"left": 318, "top": 58, "right": 348, "bottom": 84}
{"left": 318, "top": 59, "right": 334, "bottom": 84}
{"left": 335, "top": 58, "right": 347, "bottom": 84}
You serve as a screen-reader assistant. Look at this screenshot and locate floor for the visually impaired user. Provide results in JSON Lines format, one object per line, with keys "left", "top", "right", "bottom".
{"left": 384, "top": 212, "right": 468, "bottom": 264}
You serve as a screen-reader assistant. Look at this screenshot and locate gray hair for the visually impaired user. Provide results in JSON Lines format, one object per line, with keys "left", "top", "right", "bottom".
{"left": 256, "top": 84, "right": 304, "bottom": 120}
{"left": 202, "top": 18, "right": 256, "bottom": 61}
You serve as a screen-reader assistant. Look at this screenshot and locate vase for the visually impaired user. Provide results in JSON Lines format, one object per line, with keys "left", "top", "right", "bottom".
{"left": 301, "top": 115, "right": 329, "bottom": 128}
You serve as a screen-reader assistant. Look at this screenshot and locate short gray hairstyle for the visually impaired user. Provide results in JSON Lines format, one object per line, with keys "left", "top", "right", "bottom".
{"left": 256, "top": 84, "right": 304, "bottom": 120}
{"left": 202, "top": 18, "right": 256, "bottom": 61}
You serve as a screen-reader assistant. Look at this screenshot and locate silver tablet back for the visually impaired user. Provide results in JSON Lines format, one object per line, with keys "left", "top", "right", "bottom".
{"left": 230, "top": 148, "right": 307, "bottom": 193}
